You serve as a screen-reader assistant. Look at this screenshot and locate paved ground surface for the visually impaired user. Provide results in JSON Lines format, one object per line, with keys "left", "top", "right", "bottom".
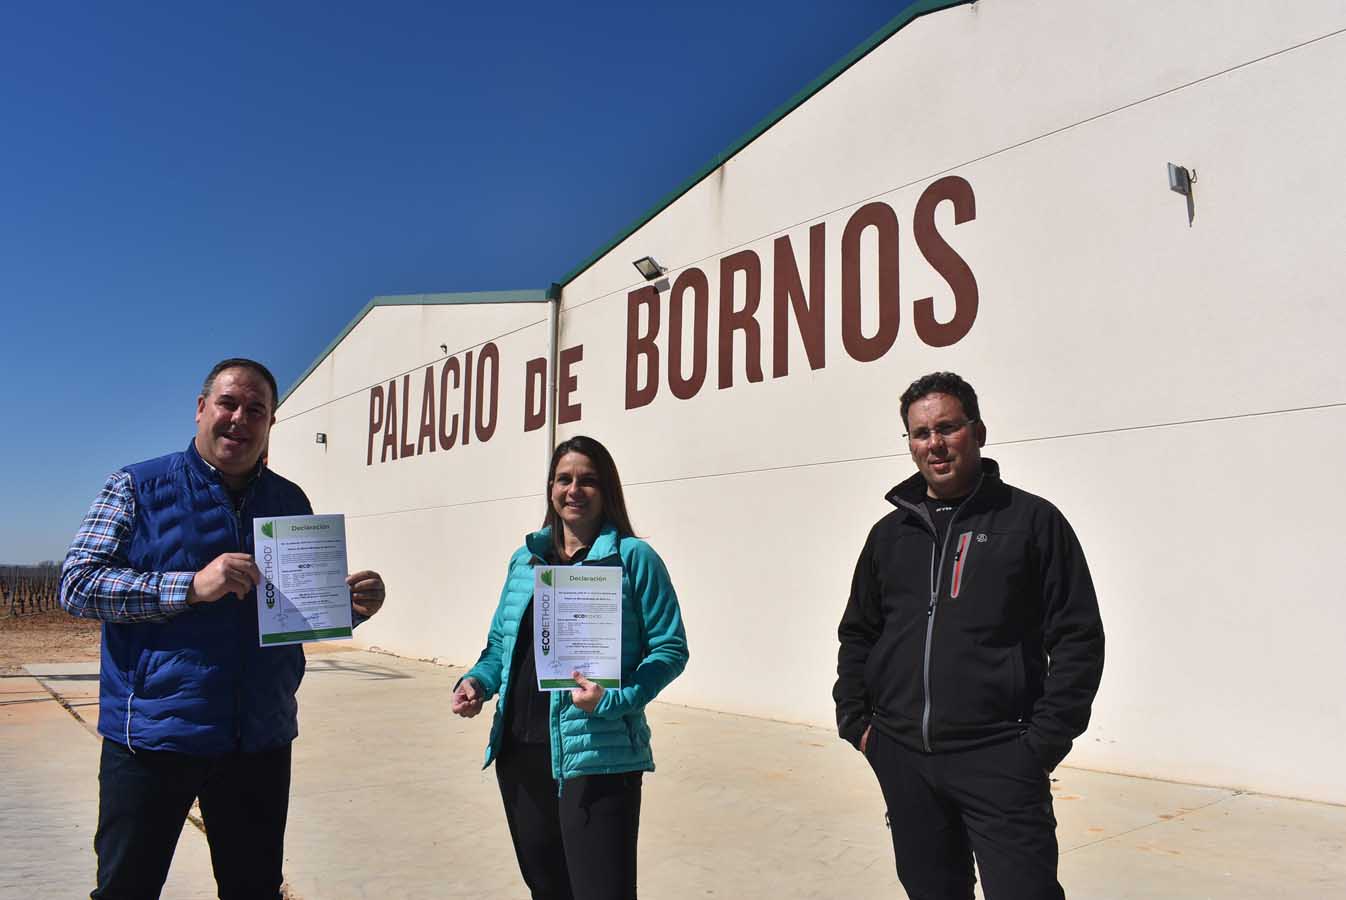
{"left": 3, "top": 645, "right": 1344, "bottom": 899}
{"left": 0, "top": 666, "right": 217, "bottom": 899}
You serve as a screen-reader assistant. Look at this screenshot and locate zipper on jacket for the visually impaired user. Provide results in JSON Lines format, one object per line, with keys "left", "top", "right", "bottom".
{"left": 232, "top": 492, "right": 248, "bottom": 547}
{"left": 920, "top": 532, "right": 951, "bottom": 752}
{"left": 552, "top": 689, "right": 564, "bottom": 797}
{"left": 547, "top": 539, "right": 621, "bottom": 791}
{"left": 950, "top": 532, "right": 973, "bottom": 599}
{"left": 918, "top": 473, "right": 985, "bottom": 753}
{"left": 230, "top": 487, "right": 252, "bottom": 749}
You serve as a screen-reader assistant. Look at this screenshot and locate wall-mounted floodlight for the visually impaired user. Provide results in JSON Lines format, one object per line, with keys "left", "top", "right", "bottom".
{"left": 315, "top": 433, "right": 327, "bottom": 445}
{"left": 1167, "top": 162, "right": 1197, "bottom": 225}
{"left": 633, "top": 256, "right": 666, "bottom": 280}
{"left": 1167, "top": 163, "right": 1193, "bottom": 196}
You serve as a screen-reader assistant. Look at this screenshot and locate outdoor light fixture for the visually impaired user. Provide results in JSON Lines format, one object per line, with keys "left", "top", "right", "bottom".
{"left": 315, "top": 433, "right": 327, "bottom": 445}
{"left": 633, "top": 256, "right": 666, "bottom": 280}
{"left": 1167, "top": 162, "right": 1197, "bottom": 225}
{"left": 1167, "top": 163, "right": 1194, "bottom": 196}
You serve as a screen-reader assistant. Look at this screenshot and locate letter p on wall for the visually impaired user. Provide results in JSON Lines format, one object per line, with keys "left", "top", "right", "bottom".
{"left": 366, "top": 385, "right": 385, "bottom": 466}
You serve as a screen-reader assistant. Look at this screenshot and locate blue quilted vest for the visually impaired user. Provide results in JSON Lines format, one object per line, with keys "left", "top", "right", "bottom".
{"left": 97, "top": 441, "right": 312, "bottom": 755}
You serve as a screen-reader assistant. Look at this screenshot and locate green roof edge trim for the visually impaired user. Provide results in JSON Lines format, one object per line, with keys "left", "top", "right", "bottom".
{"left": 281, "top": 1, "right": 972, "bottom": 408}
{"left": 278, "top": 288, "right": 550, "bottom": 407}
{"left": 555, "top": 0, "right": 976, "bottom": 288}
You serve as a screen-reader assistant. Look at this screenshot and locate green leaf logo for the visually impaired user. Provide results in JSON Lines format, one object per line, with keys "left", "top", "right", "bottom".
{"left": 261, "top": 522, "right": 274, "bottom": 538}
{"left": 540, "top": 569, "right": 553, "bottom": 587}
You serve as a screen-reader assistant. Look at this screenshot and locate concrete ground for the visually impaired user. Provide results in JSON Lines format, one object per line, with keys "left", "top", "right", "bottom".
{"left": 0, "top": 665, "right": 217, "bottom": 900}
{"left": 3, "top": 647, "right": 1343, "bottom": 899}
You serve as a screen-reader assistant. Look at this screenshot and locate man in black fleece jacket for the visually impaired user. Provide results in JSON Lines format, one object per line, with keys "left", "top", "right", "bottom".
{"left": 834, "top": 372, "right": 1104, "bottom": 900}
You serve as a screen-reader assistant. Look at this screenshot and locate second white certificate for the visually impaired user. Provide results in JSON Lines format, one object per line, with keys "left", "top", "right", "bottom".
{"left": 533, "top": 565, "right": 622, "bottom": 691}
{"left": 254, "top": 514, "right": 353, "bottom": 647}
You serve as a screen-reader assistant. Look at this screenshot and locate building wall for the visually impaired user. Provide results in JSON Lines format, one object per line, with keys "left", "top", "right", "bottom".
{"left": 272, "top": 0, "right": 1346, "bottom": 803}
{"left": 271, "top": 298, "right": 553, "bottom": 663}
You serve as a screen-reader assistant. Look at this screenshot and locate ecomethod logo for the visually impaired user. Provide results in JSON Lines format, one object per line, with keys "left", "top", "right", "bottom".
{"left": 539, "top": 591, "right": 552, "bottom": 656}
{"left": 537, "top": 570, "right": 557, "bottom": 654}
{"left": 262, "top": 545, "right": 276, "bottom": 609}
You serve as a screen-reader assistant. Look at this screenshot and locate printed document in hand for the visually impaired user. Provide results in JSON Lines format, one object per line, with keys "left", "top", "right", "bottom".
{"left": 253, "top": 514, "right": 353, "bottom": 646}
{"left": 533, "top": 566, "right": 622, "bottom": 690}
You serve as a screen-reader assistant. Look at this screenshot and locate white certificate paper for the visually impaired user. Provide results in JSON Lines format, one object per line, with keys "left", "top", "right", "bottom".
{"left": 533, "top": 566, "right": 622, "bottom": 691}
{"left": 253, "top": 514, "right": 353, "bottom": 647}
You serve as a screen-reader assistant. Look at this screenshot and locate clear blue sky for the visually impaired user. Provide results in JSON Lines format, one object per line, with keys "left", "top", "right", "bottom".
{"left": 1, "top": 1, "right": 914, "bottom": 563}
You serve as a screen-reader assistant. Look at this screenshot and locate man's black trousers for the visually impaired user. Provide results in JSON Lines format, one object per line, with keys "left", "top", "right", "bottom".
{"left": 92, "top": 738, "right": 290, "bottom": 900}
{"left": 495, "top": 742, "right": 643, "bottom": 900}
{"left": 865, "top": 728, "right": 1064, "bottom": 900}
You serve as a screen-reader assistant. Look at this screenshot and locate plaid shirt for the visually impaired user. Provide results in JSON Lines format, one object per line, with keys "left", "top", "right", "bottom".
{"left": 59, "top": 471, "right": 196, "bottom": 623}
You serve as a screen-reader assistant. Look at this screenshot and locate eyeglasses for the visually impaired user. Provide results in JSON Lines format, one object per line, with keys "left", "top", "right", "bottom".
{"left": 904, "top": 419, "right": 977, "bottom": 443}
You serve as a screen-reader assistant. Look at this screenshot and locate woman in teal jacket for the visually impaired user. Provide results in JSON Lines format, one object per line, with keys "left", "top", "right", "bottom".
{"left": 452, "top": 435, "right": 689, "bottom": 900}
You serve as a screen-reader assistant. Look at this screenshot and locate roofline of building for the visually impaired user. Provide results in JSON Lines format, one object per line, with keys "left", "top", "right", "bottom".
{"left": 280, "top": 0, "right": 974, "bottom": 407}
{"left": 278, "top": 289, "right": 550, "bottom": 407}
{"left": 553, "top": 0, "right": 975, "bottom": 287}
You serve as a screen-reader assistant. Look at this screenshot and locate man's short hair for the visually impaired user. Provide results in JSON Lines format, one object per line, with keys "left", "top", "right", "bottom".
{"left": 201, "top": 358, "right": 279, "bottom": 411}
{"left": 900, "top": 371, "right": 980, "bottom": 428}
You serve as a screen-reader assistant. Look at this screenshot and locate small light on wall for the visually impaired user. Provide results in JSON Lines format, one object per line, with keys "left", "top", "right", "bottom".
{"left": 315, "top": 433, "right": 327, "bottom": 445}
{"left": 1167, "top": 163, "right": 1193, "bottom": 196}
{"left": 1167, "top": 162, "right": 1197, "bottom": 225}
{"left": 632, "top": 256, "right": 666, "bottom": 280}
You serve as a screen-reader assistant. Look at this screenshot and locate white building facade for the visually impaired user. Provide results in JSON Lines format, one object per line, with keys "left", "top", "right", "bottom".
{"left": 270, "top": 0, "right": 1346, "bottom": 804}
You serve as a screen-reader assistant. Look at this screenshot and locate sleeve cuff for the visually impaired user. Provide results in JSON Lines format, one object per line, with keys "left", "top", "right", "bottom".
{"left": 158, "top": 572, "right": 196, "bottom": 616}
{"left": 839, "top": 713, "right": 870, "bottom": 749}
{"left": 460, "top": 671, "right": 497, "bottom": 700}
{"left": 1026, "top": 732, "right": 1072, "bottom": 772}
{"left": 592, "top": 688, "right": 622, "bottom": 718}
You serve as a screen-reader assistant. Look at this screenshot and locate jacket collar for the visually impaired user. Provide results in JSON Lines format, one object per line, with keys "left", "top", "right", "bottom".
{"left": 525, "top": 522, "right": 621, "bottom": 562}
{"left": 885, "top": 457, "right": 1002, "bottom": 514}
{"left": 185, "top": 438, "right": 264, "bottom": 493}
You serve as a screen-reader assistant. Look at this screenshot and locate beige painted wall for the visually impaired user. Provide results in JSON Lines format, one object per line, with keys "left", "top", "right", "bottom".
{"left": 271, "top": 299, "right": 553, "bottom": 663}
{"left": 273, "top": 0, "right": 1346, "bottom": 803}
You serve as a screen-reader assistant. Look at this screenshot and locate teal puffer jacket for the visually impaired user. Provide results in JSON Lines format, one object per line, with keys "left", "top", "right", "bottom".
{"left": 463, "top": 524, "right": 689, "bottom": 781}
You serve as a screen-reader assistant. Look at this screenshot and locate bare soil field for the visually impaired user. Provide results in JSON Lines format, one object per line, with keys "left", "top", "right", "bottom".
{"left": 0, "top": 611, "right": 358, "bottom": 677}
{"left": 0, "top": 610, "right": 101, "bottom": 674}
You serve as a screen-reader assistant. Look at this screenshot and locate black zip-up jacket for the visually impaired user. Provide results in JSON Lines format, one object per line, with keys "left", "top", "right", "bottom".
{"left": 834, "top": 458, "right": 1104, "bottom": 771}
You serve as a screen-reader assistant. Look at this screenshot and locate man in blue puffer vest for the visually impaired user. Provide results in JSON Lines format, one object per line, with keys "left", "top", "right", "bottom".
{"left": 59, "top": 358, "right": 387, "bottom": 900}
